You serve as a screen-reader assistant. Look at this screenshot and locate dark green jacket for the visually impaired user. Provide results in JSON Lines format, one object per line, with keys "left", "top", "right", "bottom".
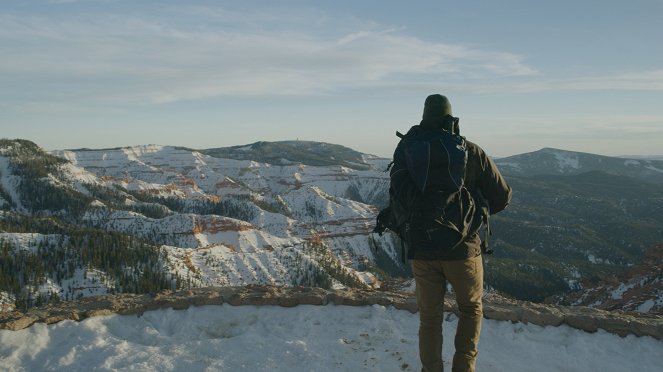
{"left": 390, "top": 124, "right": 512, "bottom": 260}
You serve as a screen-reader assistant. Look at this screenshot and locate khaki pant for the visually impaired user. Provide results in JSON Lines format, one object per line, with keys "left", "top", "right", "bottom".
{"left": 412, "top": 255, "right": 483, "bottom": 372}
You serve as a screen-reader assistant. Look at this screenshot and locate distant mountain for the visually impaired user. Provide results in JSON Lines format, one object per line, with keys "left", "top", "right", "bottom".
{"left": 495, "top": 147, "right": 663, "bottom": 184}
{"left": 488, "top": 170, "right": 663, "bottom": 301}
{"left": 198, "top": 141, "right": 376, "bottom": 170}
{"left": 487, "top": 150, "right": 663, "bottom": 302}
{"left": 2, "top": 139, "right": 662, "bottom": 313}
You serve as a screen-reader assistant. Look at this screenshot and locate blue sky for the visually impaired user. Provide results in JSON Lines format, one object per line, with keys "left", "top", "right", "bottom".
{"left": 1, "top": 0, "right": 662, "bottom": 157}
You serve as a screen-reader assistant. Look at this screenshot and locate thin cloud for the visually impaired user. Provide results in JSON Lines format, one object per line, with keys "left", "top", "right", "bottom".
{"left": 454, "top": 70, "right": 663, "bottom": 94}
{"left": 558, "top": 70, "right": 663, "bottom": 91}
{"left": 0, "top": 9, "right": 536, "bottom": 106}
{"left": 469, "top": 114, "right": 663, "bottom": 139}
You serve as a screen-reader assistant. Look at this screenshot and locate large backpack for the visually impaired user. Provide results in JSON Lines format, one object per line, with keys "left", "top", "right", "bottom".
{"left": 374, "top": 127, "right": 490, "bottom": 261}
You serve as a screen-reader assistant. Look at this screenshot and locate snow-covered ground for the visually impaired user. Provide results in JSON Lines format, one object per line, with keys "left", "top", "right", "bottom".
{"left": 1, "top": 305, "right": 661, "bottom": 372}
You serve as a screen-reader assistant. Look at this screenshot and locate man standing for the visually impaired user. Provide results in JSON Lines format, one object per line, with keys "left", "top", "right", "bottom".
{"left": 389, "top": 94, "right": 512, "bottom": 372}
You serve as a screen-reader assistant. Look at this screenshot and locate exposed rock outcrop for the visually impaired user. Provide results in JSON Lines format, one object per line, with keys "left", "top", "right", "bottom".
{"left": 1, "top": 286, "right": 662, "bottom": 341}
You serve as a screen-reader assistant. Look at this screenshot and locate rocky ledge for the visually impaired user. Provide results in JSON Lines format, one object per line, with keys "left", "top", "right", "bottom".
{"left": 1, "top": 286, "right": 662, "bottom": 340}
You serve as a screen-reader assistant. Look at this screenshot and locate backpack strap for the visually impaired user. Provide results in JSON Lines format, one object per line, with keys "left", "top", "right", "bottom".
{"left": 383, "top": 132, "right": 406, "bottom": 173}
{"left": 481, "top": 214, "right": 492, "bottom": 254}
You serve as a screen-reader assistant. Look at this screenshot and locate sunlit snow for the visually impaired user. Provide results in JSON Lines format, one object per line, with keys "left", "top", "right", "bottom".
{"left": 1, "top": 305, "right": 661, "bottom": 372}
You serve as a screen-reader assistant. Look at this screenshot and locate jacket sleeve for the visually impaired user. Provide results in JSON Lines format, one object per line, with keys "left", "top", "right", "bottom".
{"left": 472, "top": 145, "right": 512, "bottom": 214}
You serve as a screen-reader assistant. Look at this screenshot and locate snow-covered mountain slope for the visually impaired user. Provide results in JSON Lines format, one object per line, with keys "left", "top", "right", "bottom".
{"left": 495, "top": 147, "right": 663, "bottom": 183}
{"left": 549, "top": 244, "right": 663, "bottom": 314}
{"left": 0, "top": 156, "right": 26, "bottom": 212}
{"left": 56, "top": 145, "right": 390, "bottom": 204}
{"left": 3, "top": 138, "right": 663, "bottom": 313}
{"left": 0, "top": 140, "right": 397, "bottom": 309}
{"left": 0, "top": 233, "right": 114, "bottom": 304}
{"left": 55, "top": 144, "right": 396, "bottom": 279}
{"left": 58, "top": 145, "right": 388, "bottom": 234}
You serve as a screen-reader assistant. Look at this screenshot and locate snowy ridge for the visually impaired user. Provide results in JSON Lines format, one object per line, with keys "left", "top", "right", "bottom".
{"left": 495, "top": 147, "right": 663, "bottom": 183}
{"left": 1, "top": 139, "right": 394, "bottom": 307}
{"left": 47, "top": 144, "right": 395, "bottom": 295}
{"left": 55, "top": 146, "right": 389, "bottom": 203}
